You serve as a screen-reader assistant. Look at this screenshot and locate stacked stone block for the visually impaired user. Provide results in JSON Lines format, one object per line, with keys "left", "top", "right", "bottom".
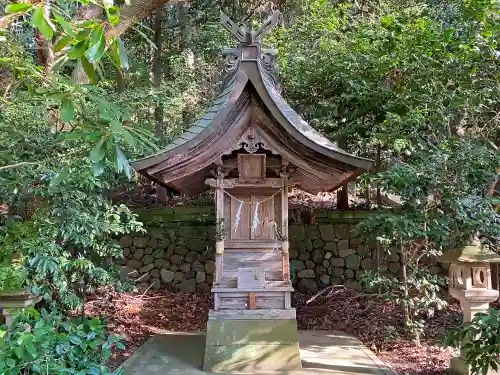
{"left": 288, "top": 224, "right": 403, "bottom": 293}
{"left": 117, "top": 223, "right": 216, "bottom": 293}
{"left": 117, "top": 209, "right": 443, "bottom": 293}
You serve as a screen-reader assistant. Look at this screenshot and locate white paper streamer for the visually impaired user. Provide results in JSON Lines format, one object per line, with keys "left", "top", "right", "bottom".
{"left": 251, "top": 201, "right": 260, "bottom": 234}
{"left": 232, "top": 201, "right": 243, "bottom": 233}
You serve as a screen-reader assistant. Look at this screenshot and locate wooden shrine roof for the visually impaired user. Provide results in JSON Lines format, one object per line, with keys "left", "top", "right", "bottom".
{"left": 132, "top": 13, "right": 373, "bottom": 196}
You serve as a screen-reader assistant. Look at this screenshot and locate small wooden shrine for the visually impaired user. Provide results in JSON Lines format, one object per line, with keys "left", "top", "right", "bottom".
{"left": 133, "top": 12, "right": 372, "bottom": 373}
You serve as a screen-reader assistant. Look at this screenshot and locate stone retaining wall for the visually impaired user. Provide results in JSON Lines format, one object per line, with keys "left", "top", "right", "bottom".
{"left": 117, "top": 208, "right": 442, "bottom": 293}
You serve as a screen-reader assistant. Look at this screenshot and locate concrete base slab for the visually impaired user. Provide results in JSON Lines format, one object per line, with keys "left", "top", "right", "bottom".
{"left": 117, "top": 331, "right": 396, "bottom": 375}
{"left": 203, "top": 319, "right": 302, "bottom": 372}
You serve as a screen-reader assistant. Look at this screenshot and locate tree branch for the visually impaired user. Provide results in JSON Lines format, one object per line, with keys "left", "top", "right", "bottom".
{"left": 0, "top": 149, "right": 85, "bottom": 171}
{"left": 72, "top": 0, "right": 177, "bottom": 84}
{"left": 106, "top": 0, "right": 178, "bottom": 38}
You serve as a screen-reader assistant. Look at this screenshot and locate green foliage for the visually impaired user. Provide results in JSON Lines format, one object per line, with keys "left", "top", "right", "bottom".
{"left": 0, "top": 2, "right": 156, "bottom": 311}
{"left": 0, "top": 0, "right": 498, "bottom": 366}
{"left": 0, "top": 308, "right": 124, "bottom": 375}
{"left": 356, "top": 137, "right": 498, "bottom": 343}
{"left": 361, "top": 268, "right": 447, "bottom": 342}
{"left": 271, "top": 0, "right": 500, "bottom": 153}
{"left": 382, "top": 325, "right": 400, "bottom": 343}
{"left": 444, "top": 308, "right": 500, "bottom": 375}
{"left": 359, "top": 138, "right": 500, "bottom": 250}
{"left": 5, "top": 0, "right": 128, "bottom": 73}
{"left": 0, "top": 265, "right": 25, "bottom": 294}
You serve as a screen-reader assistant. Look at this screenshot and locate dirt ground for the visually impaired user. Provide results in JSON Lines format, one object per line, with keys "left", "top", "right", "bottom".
{"left": 84, "top": 287, "right": 461, "bottom": 375}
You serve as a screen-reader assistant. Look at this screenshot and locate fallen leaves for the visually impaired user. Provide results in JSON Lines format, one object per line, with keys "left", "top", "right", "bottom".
{"left": 85, "top": 287, "right": 461, "bottom": 374}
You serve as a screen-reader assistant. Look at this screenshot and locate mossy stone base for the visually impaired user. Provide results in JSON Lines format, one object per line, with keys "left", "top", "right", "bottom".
{"left": 203, "top": 318, "right": 302, "bottom": 372}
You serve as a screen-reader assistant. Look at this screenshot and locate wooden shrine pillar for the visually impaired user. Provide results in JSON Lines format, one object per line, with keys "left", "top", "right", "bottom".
{"left": 214, "top": 167, "right": 224, "bottom": 284}
{"left": 281, "top": 165, "right": 291, "bottom": 284}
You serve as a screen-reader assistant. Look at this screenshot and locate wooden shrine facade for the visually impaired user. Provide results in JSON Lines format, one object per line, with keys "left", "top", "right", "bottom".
{"left": 132, "top": 12, "right": 372, "bottom": 373}
{"left": 206, "top": 153, "right": 293, "bottom": 312}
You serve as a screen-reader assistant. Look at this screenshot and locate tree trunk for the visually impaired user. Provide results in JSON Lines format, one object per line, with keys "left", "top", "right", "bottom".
{"left": 107, "top": 0, "right": 177, "bottom": 38}
{"left": 35, "top": 1, "right": 54, "bottom": 72}
{"left": 375, "top": 145, "right": 382, "bottom": 207}
{"left": 152, "top": 6, "right": 169, "bottom": 205}
{"left": 337, "top": 185, "right": 349, "bottom": 209}
{"left": 153, "top": 6, "right": 163, "bottom": 139}
{"left": 177, "top": 2, "right": 188, "bottom": 51}
{"left": 116, "top": 69, "right": 126, "bottom": 93}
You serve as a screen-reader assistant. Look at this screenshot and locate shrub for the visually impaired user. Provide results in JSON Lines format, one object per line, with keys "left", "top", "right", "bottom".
{"left": 0, "top": 308, "right": 124, "bottom": 375}
{"left": 444, "top": 308, "right": 500, "bottom": 375}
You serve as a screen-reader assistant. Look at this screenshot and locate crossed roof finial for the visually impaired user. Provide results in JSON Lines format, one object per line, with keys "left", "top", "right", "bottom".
{"left": 220, "top": 11, "right": 280, "bottom": 45}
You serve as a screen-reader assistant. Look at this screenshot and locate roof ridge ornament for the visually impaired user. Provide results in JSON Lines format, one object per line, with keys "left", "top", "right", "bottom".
{"left": 220, "top": 11, "right": 280, "bottom": 45}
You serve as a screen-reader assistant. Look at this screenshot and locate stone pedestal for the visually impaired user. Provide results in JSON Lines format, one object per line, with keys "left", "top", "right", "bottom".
{"left": 203, "top": 310, "right": 302, "bottom": 373}
{"left": 0, "top": 293, "right": 40, "bottom": 329}
{"left": 446, "top": 249, "right": 500, "bottom": 375}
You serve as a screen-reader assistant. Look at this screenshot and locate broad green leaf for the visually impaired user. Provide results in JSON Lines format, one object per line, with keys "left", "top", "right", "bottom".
{"left": 75, "top": 29, "right": 92, "bottom": 41}
{"left": 50, "top": 168, "right": 69, "bottom": 187}
{"left": 25, "top": 342, "right": 36, "bottom": 358}
{"left": 85, "top": 27, "right": 105, "bottom": 63}
{"left": 30, "top": 6, "right": 54, "bottom": 40}
{"left": 91, "top": 161, "right": 106, "bottom": 176}
{"left": 54, "top": 35, "right": 73, "bottom": 52}
{"left": 116, "top": 341, "right": 126, "bottom": 350}
{"left": 117, "top": 37, "right": 129, "bottom": 70}
{"left": 77, "top": 20, "right": 101, "bottom": 28}
{"left": 111, "top": 120, "right": 123, "bottom": 134}
{"left": 90, "top": 139, "right": 106, "bottom": 162}
{"left": 15, "top": 344, "right": 24, "bottom": 359}
{"left": 81, "top": 57, "right": 97, "bottom": 84}
{"left": 67, "top": 41, "right": 87, "bottom": 59}
{"left": 61, "top": 98, "right": 75, "bottom": 122}
{"left": 62, "top": 322, "right": 72, "bottom": 332}
{"left": 69, "top": 334, "right": 82, "bottom": 345}
{"left": 6, "top": 3, "right": 32, "bottom": 13}
{"left": 61, "top": 131, "right": 87, "bottom": 141}
{"left": 98, "top": 104, "right": 114, "bottom": 122}
{"left": 122, "top": 128, "right": 136, "bottom": 148}
{"left": 5, "top": 359, "right": 15, "bottom": 367}
{"left": 115, "top": 144, "right": 132, "bottom": 179}
{"left": 53, "top": 13, "right": 74, "bottom": 36}
{"left": 86, "top": 132, "right": 103, "bottom": 142}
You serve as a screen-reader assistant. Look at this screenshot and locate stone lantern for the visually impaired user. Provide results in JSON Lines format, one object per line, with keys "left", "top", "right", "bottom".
{"left": 441, "top": 245, "right": 500, "bottom": 375}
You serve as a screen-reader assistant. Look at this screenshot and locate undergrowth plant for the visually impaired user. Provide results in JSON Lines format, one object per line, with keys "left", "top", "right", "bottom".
{"left": 444, "top": 308, "right": 500, "bottom": 375}
{"left": 360, "top": 268, "right": 447, "bottom": 345}
{"left": 0, "top": 308, "right": 124, "bottom": 375}
{"left": 357, "top": 139, "right": 500, "bottom": 345}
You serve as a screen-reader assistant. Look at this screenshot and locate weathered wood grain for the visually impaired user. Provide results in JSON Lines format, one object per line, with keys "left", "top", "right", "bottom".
{"left": 218, "top": 292, "right": 285, "bottom": 310}
{"left": 285, "top": 292, "right": 291, "bottom": 309}
{"left": 214, "top": 293, "right": 221, "bottom": 310}
{"left": 215, "top": 254, "right": 223, "bottom": 283}
{"left": 248, "top": 292, "right": 256, "bottom": 309}
{"left": 223, "top": 251, "right": 282, "bottom": 281}
{"left": 208, "top": 308, "right": 296, "bottom": 320}
{"left": 237, "top": 267, "right": 265, "bottom": 288}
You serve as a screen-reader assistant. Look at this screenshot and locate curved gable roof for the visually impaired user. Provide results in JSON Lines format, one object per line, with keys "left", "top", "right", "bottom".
{"left": 132, "top": 16, "right": 372, "bottom": 195}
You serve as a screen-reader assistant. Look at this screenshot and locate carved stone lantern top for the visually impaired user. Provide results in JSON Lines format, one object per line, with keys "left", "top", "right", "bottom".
{"left": 439, "top": 245, "right": 500, "bottom": 264}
